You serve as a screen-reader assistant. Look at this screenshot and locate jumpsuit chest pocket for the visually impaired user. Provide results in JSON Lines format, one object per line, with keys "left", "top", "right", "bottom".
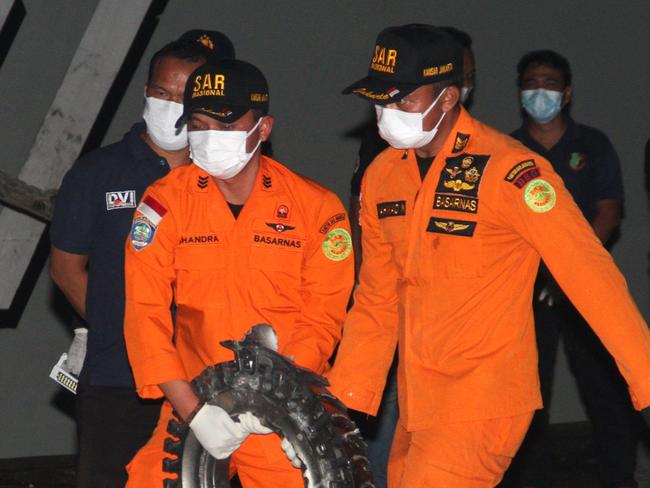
{"left": 249, "top": 233, "right": 305, "bottom": 277}
{"left": 249, "top": 218, "right": 305, "bottom": 272}
{"left": 248, "top": 224, "right": 306, "bottom": 308}
{"left": 173, "top": 245, "right": 226, "bottom": 307}
{"left": 425, "top": 215, "right": 484, "bottom": 279}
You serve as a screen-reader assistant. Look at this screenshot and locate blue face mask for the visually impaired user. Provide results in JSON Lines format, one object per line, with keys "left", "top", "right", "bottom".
{"left": 520, "top": 89, "right": 563, "bottom": 124}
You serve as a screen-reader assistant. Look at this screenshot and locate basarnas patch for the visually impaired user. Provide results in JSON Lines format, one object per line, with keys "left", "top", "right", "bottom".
{"left": 322, "top": 228, "right": 352, "bottom": 261}
{"left": 130, "top": 216, "right": 156, "bottom": 250}
{"left": 524, "top": 179, "right": 556, "bottom": 213}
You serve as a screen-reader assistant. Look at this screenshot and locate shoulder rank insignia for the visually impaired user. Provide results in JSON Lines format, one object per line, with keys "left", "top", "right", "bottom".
{"left": 504, "top": 159, "right": 540, "bottom": 188}
{"left": 452, "top": 132, "right": 470, "bottom": 153}
{"left": 377, "top": 200, "right": 406, "bottom": 219}
{"left": 426, "top": 217, "right": 476, "bottom": 237}
{"left": 197, "top": 175, "right": 209, "bottom": 190}
{"left": 262, "top": 174, "right": 272, "bottom": 189}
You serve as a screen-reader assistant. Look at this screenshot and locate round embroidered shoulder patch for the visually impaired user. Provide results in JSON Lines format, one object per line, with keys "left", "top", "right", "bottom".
{"left": 524, "top": 179, "right": 556, "bottom": 213}
{"left": 322, "top": 228, "right": 352, "bottom": 261}
{"left": 130, "top": 216, "right": 156, "bottom": 250}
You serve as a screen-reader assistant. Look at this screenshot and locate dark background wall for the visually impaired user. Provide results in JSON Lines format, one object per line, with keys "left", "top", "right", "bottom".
{"left": 0, "top": 0, "right": 648, "bottom": 458}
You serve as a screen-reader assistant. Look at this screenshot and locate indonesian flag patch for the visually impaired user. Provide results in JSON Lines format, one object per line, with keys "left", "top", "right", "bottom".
{"left": 136, "top": 196, "right": 167, "bottom": 225}
{"left": 130, "top": 196, "right": 167, "bottom": 250}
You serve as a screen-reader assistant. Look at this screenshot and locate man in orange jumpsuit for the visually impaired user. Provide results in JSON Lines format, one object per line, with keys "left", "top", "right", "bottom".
{"left": 323, "top": 24, "right": 650, "bottom": 487}
{"left": 123, "top": 59, "right": 354, "bottom": 487}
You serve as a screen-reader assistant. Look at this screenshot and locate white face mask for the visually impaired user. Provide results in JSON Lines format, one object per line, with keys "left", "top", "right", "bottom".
{"left": 142, "top": 96, "right": 188, "bottom": 151}
{"left": 188, "top": 118, "right": 263, "bottom": 179}
{"left": 460, "top": 86, "right": 472, "bottom": 104}
{"left": 375, "top": 88, "right": 447, "bottom": 149}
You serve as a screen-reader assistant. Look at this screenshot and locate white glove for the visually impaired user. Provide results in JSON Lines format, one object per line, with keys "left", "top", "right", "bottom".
{"left": 190, "top": 404, "right": 249, "bottom": 459}
{"left": 65, "top": 328, "right": 87, "bottom": 376}
{"left": 280, "top": 437, "right": 302, "bottom": 468}
{"left": 280, "top": 438, "right": 314, "bottom": 486}
{"left": 237, "top": 412, "right": 273, "bottom": 434}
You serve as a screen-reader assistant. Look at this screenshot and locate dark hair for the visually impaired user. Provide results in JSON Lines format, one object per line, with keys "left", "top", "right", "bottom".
{"left": 252, "top": 107, "right": 269, "bottom": 119}
{"left": 517, "top": 50, "right": 572, "bottom": 87}
{"left": 440, "top": 26, "right": 472, "bottom": 49}
{"left": 147, "top": 41, "right": 207, "bottom": 84}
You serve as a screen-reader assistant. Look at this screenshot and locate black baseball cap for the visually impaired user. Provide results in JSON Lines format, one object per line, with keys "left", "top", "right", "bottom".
{"left": 343, "top": 24, "right": 463, "bottom": 105}
{"left": 175, "top": 29, "right": 235, "bottom": 63}
{"left": 177, "top": 59, "right": 269, "bottom": 126}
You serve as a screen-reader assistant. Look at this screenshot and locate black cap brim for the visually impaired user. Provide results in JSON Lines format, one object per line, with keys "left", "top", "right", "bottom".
{"left": 175, "top": 105, "right": 250, "bottom": 128}
{"left": 342, "top": 75, "right": 421, "bottom": 105}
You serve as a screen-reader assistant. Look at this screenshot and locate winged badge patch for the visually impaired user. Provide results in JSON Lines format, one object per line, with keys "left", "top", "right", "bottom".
{"left": 426, "top": 217, "right": 476, "bottom": 237}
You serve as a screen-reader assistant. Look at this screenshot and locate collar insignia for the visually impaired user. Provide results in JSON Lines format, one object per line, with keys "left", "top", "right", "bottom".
{"left": 452, "top": 132, "right": 470, "bottom": 153}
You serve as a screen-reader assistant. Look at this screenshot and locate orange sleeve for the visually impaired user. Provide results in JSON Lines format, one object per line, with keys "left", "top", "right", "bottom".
{"left": 281, "top": 191, "right": 354, "bottom": 374}
{"left": 326, "top": 175, "right": 400, "bottom": 415}
{"left": 124, "top": 187, "right": 186, "bottom": 399}
{"left": 498, "top": 155, "right": 650, "bottom": 409}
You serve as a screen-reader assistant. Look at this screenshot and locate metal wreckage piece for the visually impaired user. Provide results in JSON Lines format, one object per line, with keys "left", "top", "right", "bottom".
{"left": 162, "top": 325, "right": 375, "bottom": 488}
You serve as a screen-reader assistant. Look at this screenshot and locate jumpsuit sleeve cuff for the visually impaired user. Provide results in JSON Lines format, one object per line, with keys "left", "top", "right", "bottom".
{"left": 326, "top": 379, "right": 381, "bottom": 416}
{"left": 629, "top": 376, "right": 650, "bottom": 410}
{"left": 137, "top": 384, "right": 165, "bottom": 399}
{"left": 133, "top": 352, "right": 188, "bottom": 399}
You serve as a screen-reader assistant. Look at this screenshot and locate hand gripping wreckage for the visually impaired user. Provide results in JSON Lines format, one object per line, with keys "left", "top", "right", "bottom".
{"left": 162, "top": 324, "right": 375, "bottom": 488}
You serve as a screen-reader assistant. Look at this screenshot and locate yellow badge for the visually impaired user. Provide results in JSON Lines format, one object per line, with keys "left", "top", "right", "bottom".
{"left": 453, "top": 132, "right": 470, "bottom": 152}
{"left": 322, "top": 228, "right": 352, "bottom": 261}
{"left": 434, "top": 220, "right": 470, "bottom": 233}
{"left": 198, "top": 35, "right": 214, "bottom": 50}
{"left": 444, "top": 179, "right": 475, "bottom": 192}
{"left": 461, "top": 156, "right": 474, "bottom": 168}
{"left": 464, "top": 167, "right": 480, "bottom": 183}
{"left": 524, "top": 179, "right": 556, "bottom": 213}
